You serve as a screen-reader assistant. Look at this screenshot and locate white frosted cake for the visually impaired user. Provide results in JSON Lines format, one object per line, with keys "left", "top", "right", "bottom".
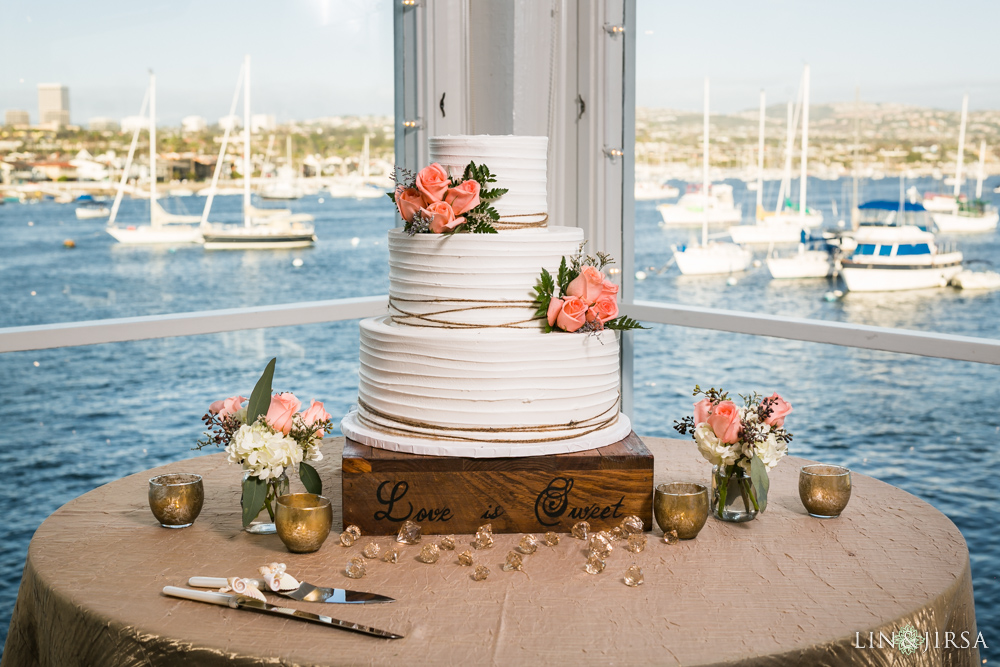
{"left": 341, "top": 135, "right": 631, "bottom": 457}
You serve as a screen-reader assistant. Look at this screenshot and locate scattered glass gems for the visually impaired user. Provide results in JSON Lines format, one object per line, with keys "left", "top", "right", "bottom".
{"left": 503, "top": 551, "right": 523, "bottom": 572}
{"left": 473, "top": 565, "right": 490, "bottom": 581}
{"left": 621, "top": 515, "right": 643, "bottom": 535}
{"left": 472, "top": 524, "right": 494, "bottom": 550}
{"left": 345, "top": 524, "right": 362, "bottom": 540}
{"left": 345, "top": 556, "right": 366, "bottom": 579}
{"left": 339, "top": 531, "right": 356, "bottom": 547}
{"left": 664, "top": 529, "right": 679, "bottom": 545}
{"left": 609, "top": 526, "right": 626, "bottom": 541}
{"left": 458, "top": 549, "right": 474, "bottom": 566}
{"left": 362, "top": 541, "right": 381, "bottom": 559}
{"left": 584, "top": 553, "right": 606, "bottom": 575}
{"left": 381, "top": 547, "right": 399, "bottom": 563}
{"left": 626, "top": 533, "right": 647, "bottom": 554}
{"left": 439, "top": 535, "right": 456, "bottom": 550}
{"left": 417, "top": 543, "right": 440, "bottom": 564}
{"left": 518, "top": 535, "right": 538, "bottom": 554}
{"left": 396, "top": 520, "right": 422, "bottom": 545}
{"left": 571, "top": 521, "right": 590, "bottom": 540}
{"left": 624, "top": 564, "right": 644, "bottom": 587}
{"left": 544, "top": 532, "right": 560, "bottom": 546}
{"left": 588, "top": 531, "right": 614, "bottom": 559}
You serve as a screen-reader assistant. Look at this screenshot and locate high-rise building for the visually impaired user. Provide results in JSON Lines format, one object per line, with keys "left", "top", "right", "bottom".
{"left": 38, "top": 83, "right": 70, "bottom": 127}
{"left": 4, "top": 110, "right": 30, "bottom": 126}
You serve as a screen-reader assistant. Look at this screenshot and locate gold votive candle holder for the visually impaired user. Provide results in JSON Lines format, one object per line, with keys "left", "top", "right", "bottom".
{"left": 799, "top": 465, "right": 852, "bottom": 518}
{"left": 275, "top": 493, "right": 333, "bottom": 553}
{"left": 148, "top": 473, "right": 204, "bottom": 528}
{"left": 653, "top": 482, "right": 709, "bottom": 539}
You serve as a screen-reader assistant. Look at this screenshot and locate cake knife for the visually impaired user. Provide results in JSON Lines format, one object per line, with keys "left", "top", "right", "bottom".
{"left": 188, "top": 576, "right": 395, "bottom": 604}
{"left": 163, "top": 587, "right": 404, "bottom": 639}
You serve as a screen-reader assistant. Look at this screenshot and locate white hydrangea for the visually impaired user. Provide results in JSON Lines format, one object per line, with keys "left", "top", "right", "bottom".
{"left": 755, "top": 432, "right": 787, "bottom": 470}
{"left": 226, "top": 422, "right": 303, "bottom": 480}
{"left": 693, "top": 423, "right": 740, "bottom": 467}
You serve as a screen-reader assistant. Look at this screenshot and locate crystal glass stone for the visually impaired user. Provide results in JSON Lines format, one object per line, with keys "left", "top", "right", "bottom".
{"left": 458, "top": 549, "right": 474, "bottom": 566}
{"left": 417, "top": 543, "right": 440, "bottom": 564}
{"left": 624, "top": 564, "right": 644, "bottom": 587}
{"left": 584, "top": 553, "right": 606, "bottom": 575}
{"left": 339, "top": 531, "right": 356, "bottom": 547}
{"left": 626, "top": 533, "right": 647, "bottom": 553}
{"left": 571, "top": 521, "right": 590, "bottom": 540}
{"left": 621, "top": 515, "right": 643, "bottom": 534}
{"left": 518, "top": 535, "right": 538, "bottom": 554}
{"left": 664, "top": 529, "right": 679, "bottom": 545}
{"left": 345, "top": 556, "right": 366, "bottom": 579}
{"left": 362, "top": 541, "right": 381, "bottom": 559}
{"left": 588, "top": 531, "right": 613, "bottom": 559}
{"left": 439, "top": 535, "right": 456, "bottom": 550}
{"left": 609, "top": 526, "right": 625, "bottom": 541}
{"left": 472, "top": 524, "right": 494, "bottom": 550}
{"left": 473, "top": 565, "right": 490, "bottom": 581}
{"left": 396, "top": 520, "right": 422, "bottom": 545}
{"left": 345, "top": 524, "right": 362, "bottom": 539}
{"left": 503, "top": 551, "right": 523, "bottom": 572}
{"left": 381, "top": 547, "right": 399, "bottom": 563}
{"left": 544, "top": 531, "right": 560, "bottom": 546}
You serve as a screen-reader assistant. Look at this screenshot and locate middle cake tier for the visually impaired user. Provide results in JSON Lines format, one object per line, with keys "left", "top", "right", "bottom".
{"left": 388, "top": 226, "right": 584, "bottom": 329}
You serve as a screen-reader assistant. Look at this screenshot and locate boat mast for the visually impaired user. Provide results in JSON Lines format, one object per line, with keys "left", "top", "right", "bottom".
{"left": 109, "top": 83, "right": 150, "bottom": 226}
{"left": 200, "top": 60, "right": 245, "bottom": 227}
{"left": 976, "top": 140, "right": 986, "bottom": 200}
{"left": 362, "top": 134, "right": 371, "bottom": 182}
{"left": 852, "top": 86, "right": 860, "bottom": 229}
{"left": 799, "top": 64, "right": 810, "bottom": 217}
{"left": 755, "top": 90, "right": 765, "bottom": 220}
{"left": 954, "top": 93, "right": 968, "bottom": 199}
{"left": 702, "top": 77, "right": 709, "bottom": 247}
{"left": 149, "top": 71, "right": 157, "bottom": 227}
{"left": 243, "top": 54, "right": 252, "bottom": 227}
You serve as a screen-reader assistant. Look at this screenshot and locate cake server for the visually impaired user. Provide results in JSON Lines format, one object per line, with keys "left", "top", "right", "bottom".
{"left": 188, "top": 576, "right": 395, "bottom": 604}
{"left": 163, "top": 587, "right": 403, "bottom": 639}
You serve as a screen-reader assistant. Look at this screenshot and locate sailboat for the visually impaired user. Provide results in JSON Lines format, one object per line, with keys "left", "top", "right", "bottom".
{"left": 106, "top": 73, "right": 203, "bottom": 244}
{"left": 200, "top": 55, "right": 316, "bottom": 250}
{"left": 261, "top": 135, "right": 304, "bottom": 200}
{"left": 673, "top": 78, "right": 752, "bottom": 276}
{"left": 327, "top": 134, "right": 386, "bottom": 199}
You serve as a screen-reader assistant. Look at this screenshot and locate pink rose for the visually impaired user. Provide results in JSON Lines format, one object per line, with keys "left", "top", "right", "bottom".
{"left": 415, "top": 163, "right": 450, "bottom": 203}
{"left": 599, "top": 278, "right": 619, "bottom": 301}
{"left": 591, "top": 295, "right": 619, "bottom": 323}
{"left": 693, "top": 398, "right": 712, "bottom": 426}
{"left": 423, "top": 200, "right": 466, "bottom": 234}
{"left": 209, "top": 399, "right": 225, "bottom": 415}
{"left": 265, "top": 392, "right": 301, "bottom": 435}
{"left": 546, "top": 297, "right": 565, "bottom": 327}
{"left": 706, "top": 400, "right": 742, "bottom": 444}
{"left": 566, "top": 266, "right": 606, "bottom": 304}
{"left": 301, "top": 400, "right": 332, "bottom": 438}
{"left": 210, "top": 395, "right": 246, "bottom": 418}
{"left": 556, "top": 296, "right": 588, "bottom": 332}
{"left": 395, "top": 186, "right": 424, "bottom": 223}
{"left": 762, "top": 393, "right": 793, "bottom": 427}
{"left": 444, "top": 179, "right": 481, "bottom": 216}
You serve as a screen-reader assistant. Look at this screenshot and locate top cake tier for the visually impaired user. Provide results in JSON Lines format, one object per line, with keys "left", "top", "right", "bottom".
{"left": 429, "top": 135, "right": 548, "bottom": 228}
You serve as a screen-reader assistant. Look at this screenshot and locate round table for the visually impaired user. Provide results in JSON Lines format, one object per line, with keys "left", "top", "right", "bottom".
{"left": 3, "top": 437, "right": 979, "bottom": 666}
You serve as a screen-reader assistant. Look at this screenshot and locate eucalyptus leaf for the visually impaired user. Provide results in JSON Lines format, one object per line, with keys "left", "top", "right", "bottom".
{"left": 241, "top": 476, "right": 268, "bottom": 527}
{"left": 299, "top": 462, "right": 322, "bottom": 495}
{"left": 750, "top": 455, "right": 770, "bottom": 512}
{"left": 246, "top": 358, "right": 276, "bottom": 425}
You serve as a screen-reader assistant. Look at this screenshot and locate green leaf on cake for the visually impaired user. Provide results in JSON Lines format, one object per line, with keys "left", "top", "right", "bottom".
{"left": 241, "top": 475, "right": 268, "bottom": 527}
{"left": 533, "top": 268, "right": 556, "bottom": 324}
{"left": 604, "top": 316, "right": 649, "bottom": 331}
{"left": 386, "top": 191, "right": 396, "bottom": 204}
{"left": 246, "top": 357, "right": 276, "bottom": 425}
{"left": 299, "top": 462, "right": 322, "bottom": 495}
{"left": 557, "top": 257, "right": 573, "bottom": 294}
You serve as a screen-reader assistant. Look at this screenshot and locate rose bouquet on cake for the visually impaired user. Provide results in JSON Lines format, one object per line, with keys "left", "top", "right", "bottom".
{"left": 673, "top": 386, "right": 792, "bottom": 520}
{"left": 197, "top": 358, "right": 331, "bottom": 528}
{"left": 532, "top": 247, "right": 646, "bottom": 333}
{"left": 388, "top": 162, "right": 507, "bottom": 235}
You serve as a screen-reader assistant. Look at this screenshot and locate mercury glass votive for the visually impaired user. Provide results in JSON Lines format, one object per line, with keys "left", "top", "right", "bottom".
{"left": 799, "top": 465, "right": 852, "bottom": 518}
{"left": 275, "top": 493, "right": 333, "bottom": 553}
{"left": 148, "top": 473, "right": 204, "bottom": 528}
{"left": 653, "top": 482, "right": 709, "bottom": 539}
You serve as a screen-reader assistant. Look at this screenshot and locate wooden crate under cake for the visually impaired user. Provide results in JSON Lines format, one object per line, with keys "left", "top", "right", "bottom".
{"left": 341, "top": 432, "right": 653, "bottom": 535}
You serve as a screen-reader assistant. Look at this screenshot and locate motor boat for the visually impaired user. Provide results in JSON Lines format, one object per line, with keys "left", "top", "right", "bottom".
{"left": 841, "top": 224, "right": 963, "bottom": 292}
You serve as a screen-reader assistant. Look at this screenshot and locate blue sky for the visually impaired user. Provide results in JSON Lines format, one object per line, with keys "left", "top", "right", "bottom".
{"left": 1, "top": 0, "right": 997, "bottom": 124}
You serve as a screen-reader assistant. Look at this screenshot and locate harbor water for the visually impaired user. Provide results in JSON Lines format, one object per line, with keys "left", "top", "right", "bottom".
{"left": 1, "top": 179, "right": 997, "bottom": 655}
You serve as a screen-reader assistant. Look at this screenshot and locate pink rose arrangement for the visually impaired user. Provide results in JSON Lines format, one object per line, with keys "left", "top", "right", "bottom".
{"left": 675, "top": 386, "right": 793, "bottom": 517}
{"left": 532, "top": 247, "right": 646, "bottom": 333}
{"left": 199, "top": 358, "right": 332, "bottom": 527}
{"left": 389, "top": 161, "right": 507, "bottom": 235}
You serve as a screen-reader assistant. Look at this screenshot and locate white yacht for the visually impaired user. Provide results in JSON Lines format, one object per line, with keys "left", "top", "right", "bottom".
{"left": 658, "top": 183, "right": 741, "bottom": 227}
{"left": 931, "top": 134, "right": 998, "bottom": 233}
{"left": 766, "top": 234, "right": 838, "bottom": 279}
{"left": 635, "top": 180, "right": 680, "bottom": 201}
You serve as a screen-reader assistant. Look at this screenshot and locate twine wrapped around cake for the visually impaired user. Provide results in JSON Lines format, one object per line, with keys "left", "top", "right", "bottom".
{"left": 492, "top": 213, "right": 549, "bottom": 231}
{"left": 389, "top": 296, "right": 541, "bottom": 329}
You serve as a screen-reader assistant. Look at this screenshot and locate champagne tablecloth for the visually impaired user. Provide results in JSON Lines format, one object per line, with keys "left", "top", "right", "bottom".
{"left": 2, "top": 437, "right": 979, "bottom": 666}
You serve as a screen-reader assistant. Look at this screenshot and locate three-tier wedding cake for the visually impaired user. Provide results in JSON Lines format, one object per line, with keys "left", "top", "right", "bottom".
{"left": 340, "top": 135, "right": 632, "bottom": 457}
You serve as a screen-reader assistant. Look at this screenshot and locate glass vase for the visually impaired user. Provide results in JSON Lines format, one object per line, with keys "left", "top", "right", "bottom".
{"left": 710, "top": 465, "right": 758, "bottom": 523}
{"left": 243, "top": 470, "right": 290, "bottom": 534}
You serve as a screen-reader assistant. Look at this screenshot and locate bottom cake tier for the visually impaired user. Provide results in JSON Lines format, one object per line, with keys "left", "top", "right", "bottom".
{"left": 342, "top": 316, "right": 632, "bottom": 457}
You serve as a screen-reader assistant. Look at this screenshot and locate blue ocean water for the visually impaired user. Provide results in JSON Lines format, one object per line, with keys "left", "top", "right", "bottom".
{"left": 0, "top": 180, "right": 997, "bottom": 657}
